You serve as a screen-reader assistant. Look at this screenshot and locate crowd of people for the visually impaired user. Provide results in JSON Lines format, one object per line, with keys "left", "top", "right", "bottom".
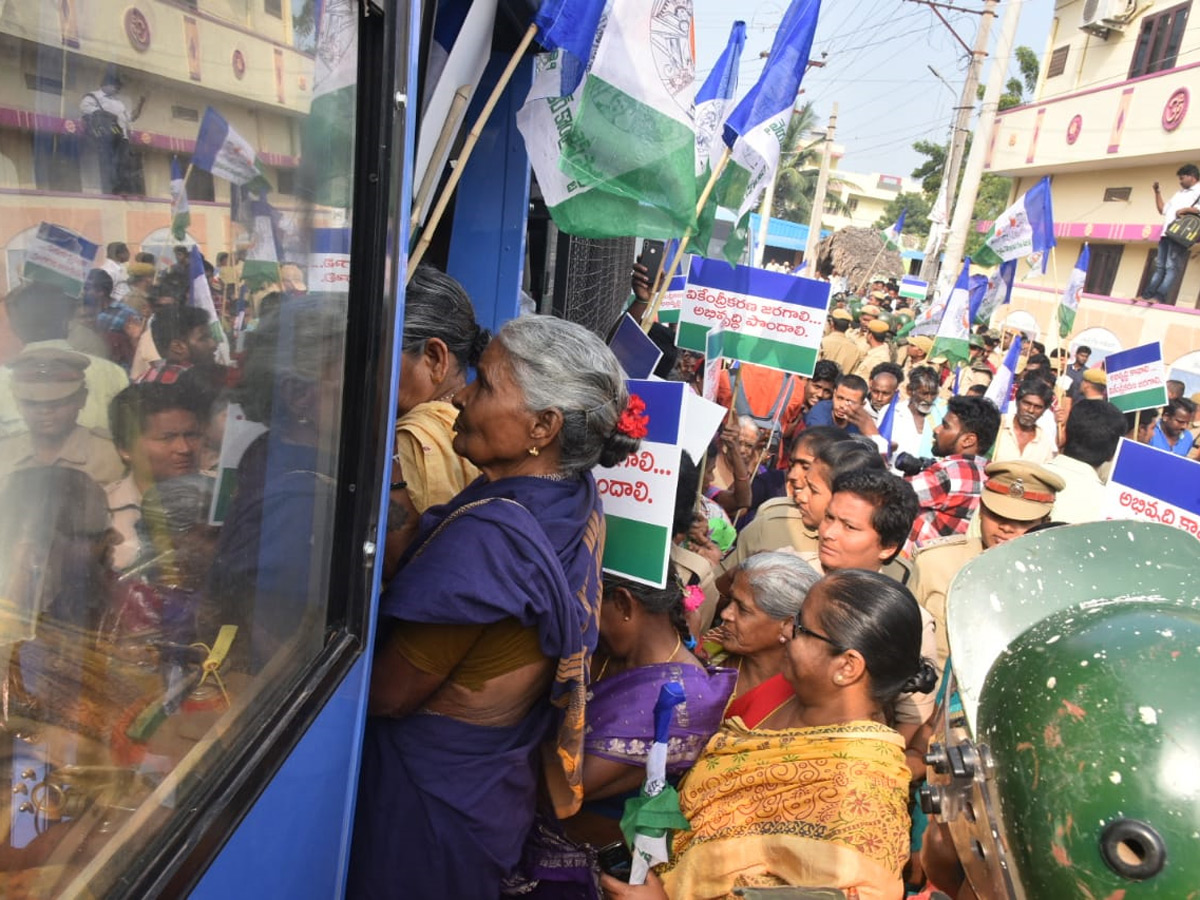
{"left": 2, "top": 242, "right": 1192, "bottom": 898}
{"left": 0, "top": 234, "right": 345, "bottom": 796}
{"left": 350, "top": 260, "right": 1200, "bottom": 899}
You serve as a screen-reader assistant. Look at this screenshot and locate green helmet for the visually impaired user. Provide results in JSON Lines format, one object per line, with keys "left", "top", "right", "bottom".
{"left": 922, "top": 521, "right": 1200, "bottom": 898}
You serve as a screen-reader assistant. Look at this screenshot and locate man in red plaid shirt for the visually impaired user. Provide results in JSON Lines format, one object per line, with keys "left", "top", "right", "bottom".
{"left": 905, "top": 395, "right": 1001, "bottom": 548}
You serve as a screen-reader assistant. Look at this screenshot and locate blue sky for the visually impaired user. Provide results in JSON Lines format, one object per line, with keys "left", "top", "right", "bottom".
{"left": 691, "top": 0, "right": 1055, "bottom": 180}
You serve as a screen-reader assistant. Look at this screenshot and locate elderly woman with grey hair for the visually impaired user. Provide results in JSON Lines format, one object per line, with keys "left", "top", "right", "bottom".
{"left": 707, "top": 551, "right": 821, "bottom": 728}
{"left": 349, "top": 315, "right": 642, "bottom": 899}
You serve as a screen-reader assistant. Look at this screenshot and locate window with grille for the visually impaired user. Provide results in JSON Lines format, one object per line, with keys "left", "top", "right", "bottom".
{"left": 1047, "top": 45, "right": 1069, "bottom": 78}
{"left": 1129, "top": 3, "right": 1190, "bottom": 78}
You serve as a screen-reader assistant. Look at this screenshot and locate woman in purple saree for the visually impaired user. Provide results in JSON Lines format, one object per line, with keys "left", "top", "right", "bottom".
{"left": 516, "top": 577, "right": 736, "bottom": 897}
{"left": 347, "top": 317, "right": 642, "bottom": 899}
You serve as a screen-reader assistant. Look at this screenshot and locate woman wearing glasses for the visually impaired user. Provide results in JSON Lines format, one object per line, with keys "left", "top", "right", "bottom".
{"left": 601, "top": 567, "right": 936, "bottom": 900}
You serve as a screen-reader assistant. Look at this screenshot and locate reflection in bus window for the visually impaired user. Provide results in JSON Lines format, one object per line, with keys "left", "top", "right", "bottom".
{"left": 0, "top": 0, "right": 358, "bottom": 891}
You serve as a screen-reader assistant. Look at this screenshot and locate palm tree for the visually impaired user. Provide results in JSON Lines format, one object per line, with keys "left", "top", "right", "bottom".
{"left": 770, "top": 103, "right": 849, "bottom": 223}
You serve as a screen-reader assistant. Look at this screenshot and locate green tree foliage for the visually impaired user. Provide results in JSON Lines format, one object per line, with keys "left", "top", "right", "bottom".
{"left": 915, "top": 46, "right": 1040, "bottom": 257}
{"left": 873, "top": 191, "right": 933, "bottom": 238}
{"left": 770, "top": 102, "right": 848, "bottom": 223}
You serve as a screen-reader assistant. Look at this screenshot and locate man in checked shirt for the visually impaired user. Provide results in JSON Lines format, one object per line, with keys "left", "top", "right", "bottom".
{"left": 905, "top": 395, "right": 1001, "bottom": 550}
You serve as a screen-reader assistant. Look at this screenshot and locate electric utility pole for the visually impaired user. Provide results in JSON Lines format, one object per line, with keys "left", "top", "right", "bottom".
{"left": 918, "top": 0, "right": 998, "bottom": 285}
{"left": 940, "top": 0, "right": 1025, "bottom": 293}
{"left": 803, "top": 102, "right": 837, "bottom": 271}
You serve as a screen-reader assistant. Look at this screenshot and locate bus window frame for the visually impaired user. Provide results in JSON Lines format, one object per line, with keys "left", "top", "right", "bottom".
{"left": 59, "top": 0, "right": 411, "bottom": 894}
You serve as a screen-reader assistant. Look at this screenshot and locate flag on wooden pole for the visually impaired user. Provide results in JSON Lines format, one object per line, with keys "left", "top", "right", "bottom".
{"left": 974, "top": 175, "right": 1056, "bottom": 271}
{"left": 717, "top": 0, "right": 823, "bottom": 262}
{"left": 1057, "top": 244, "right": 1089, "bottom": 338}
{"left": 931, "top": 258, "right": 972, "bottom": 366}
{"left": 169, "top": 157, "right": 190, "bottom": 241}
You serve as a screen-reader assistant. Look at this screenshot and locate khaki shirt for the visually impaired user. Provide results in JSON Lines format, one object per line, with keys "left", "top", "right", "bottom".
{"left": 911, "top": 534, "right": 983, "bottom": 673}
{"left": 0, "top": 340, "right": 129, "bottom": 437}
{"left": 853, "top": 341, "right": 895, "bottom": 380}
{"left": 992, "top": 414, "right": 1058, "bottom": 465}
{"left": 671, "top": 542, "right": 720, "bottom": 633}
{"left": 0, "top": 425, "right": 125, "bottom": 487}
{"left": 820, "top": 331, "right": 864, "bottom": 375}
{"left": 717, "top": 497, "right": 818, "bottom": 577}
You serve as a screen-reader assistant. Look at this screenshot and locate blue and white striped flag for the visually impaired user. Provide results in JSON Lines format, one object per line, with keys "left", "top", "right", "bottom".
{"left": 719, "top": 0, "right": 822, "bottom": 262}
{"left": 984, "top": 333, "right": 1023, "bottom": 414}
{"left": 695, "top": 20, "right": 746, "bottom": 177}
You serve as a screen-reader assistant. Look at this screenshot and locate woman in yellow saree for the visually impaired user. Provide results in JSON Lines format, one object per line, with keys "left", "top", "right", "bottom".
{"left": 601, "top": 569, "right": 937, "bottom": 900}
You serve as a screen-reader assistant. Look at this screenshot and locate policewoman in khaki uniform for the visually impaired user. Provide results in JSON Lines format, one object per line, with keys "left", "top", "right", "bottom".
{"left": 912, "top": 460, "right": 1065, "bottom": 673}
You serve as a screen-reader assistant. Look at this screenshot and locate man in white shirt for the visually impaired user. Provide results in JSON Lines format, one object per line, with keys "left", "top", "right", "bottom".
{"left": 1139, "top": 163, "right": 1200, "bottom": 304}
{"left": 1045, "top": 400, "right": 1127, "bottom": 524}
{"left": 993, "top": 377, "right": 1058, "bottom": 465}
{"left": 100, "top": 241, "right": 131, "bottom": 302}
{"left": 79, "top": 67, "right": 144, "bottom": 194}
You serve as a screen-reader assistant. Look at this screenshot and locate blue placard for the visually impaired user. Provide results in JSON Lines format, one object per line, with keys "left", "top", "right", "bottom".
{"left": 609, "top": 313, "right": 664, "bottom": 379}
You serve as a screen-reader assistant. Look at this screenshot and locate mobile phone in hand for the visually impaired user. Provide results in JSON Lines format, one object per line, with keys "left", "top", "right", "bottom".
{"left": 597, "top": 841, "right": 633, "bottom": 882}
{"left": 639, "top": 239, "right": 665, "bottom": 276}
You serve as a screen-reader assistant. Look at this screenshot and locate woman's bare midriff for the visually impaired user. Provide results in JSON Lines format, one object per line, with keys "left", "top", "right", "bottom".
{"left": 422, "top": 658, "right": 555, "bottom": 728}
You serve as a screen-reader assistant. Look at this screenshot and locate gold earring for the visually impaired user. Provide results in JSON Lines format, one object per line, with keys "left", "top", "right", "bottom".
{"left": 528, "top": 446, "right": 540, "bottom": 456}
{"left": 835, "top": 675, "right": 844, "bottom": 684}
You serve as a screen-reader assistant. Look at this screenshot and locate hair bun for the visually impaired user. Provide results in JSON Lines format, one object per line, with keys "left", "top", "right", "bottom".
{"left": 469, "top": 325, "right": 491, "bottom": 367}
{"left": 900, "top": 659, "right": 939, "bottom": 696}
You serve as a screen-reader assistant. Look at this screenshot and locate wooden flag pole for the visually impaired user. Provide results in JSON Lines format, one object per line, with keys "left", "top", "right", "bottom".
{"left": 409, "top": 85, "right": 474, "bottom": 237}
{"left": 408, "top": 22, "right": 540, "bottom": 281}
{"left": 856, "top": 242, "right": 889, "bottom": 296}
{"left": 1048, "top": 246, "right": 1069, "bottom": 377}
{"left": 640, "top": 146, "right": 734, "bottom": 333}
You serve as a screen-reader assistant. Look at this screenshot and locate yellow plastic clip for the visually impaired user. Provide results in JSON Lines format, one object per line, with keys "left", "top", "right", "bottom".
{"left": 191, "top": 625, "right": 238, "bottom": 708}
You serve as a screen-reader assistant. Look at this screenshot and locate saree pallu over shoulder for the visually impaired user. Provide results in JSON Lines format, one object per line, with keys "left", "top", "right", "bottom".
{"left": 584, "top": 663, "right": 736, "bottom": 773}
{"left": 661, "top": 720, "right": 911, "bottom": 900}
{"left": 383, "top": 473, "right": 606, "bottom": 816}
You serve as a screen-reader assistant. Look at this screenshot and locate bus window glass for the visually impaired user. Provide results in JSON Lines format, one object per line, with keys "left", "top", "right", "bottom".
{"left": 0, "top": 0, "right": 359, "bottom": 892}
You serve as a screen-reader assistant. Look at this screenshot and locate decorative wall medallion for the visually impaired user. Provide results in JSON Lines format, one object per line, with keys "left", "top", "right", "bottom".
{"left": 232, "top": 49, "right": 246, "bottom": 80}
{"left": 1067, "top": 114, "right": 1082, "bottom": 144}
{"left": 124, "top": 7, "right": 151, "bottom": 51}
{"left": 1163, "top": 88, "right": 1189, "bottom": 132}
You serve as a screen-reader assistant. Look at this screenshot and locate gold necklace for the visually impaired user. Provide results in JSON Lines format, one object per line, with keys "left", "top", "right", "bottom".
{"left": 597, "top": 635, "right": 682, "bottom": 682}
{"left": 666, "top": 635, "right": 682, "bottom": 663}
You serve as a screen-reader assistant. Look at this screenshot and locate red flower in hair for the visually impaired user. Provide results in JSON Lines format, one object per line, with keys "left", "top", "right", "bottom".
{"left": 682, "top": 585, "right": 705, "bottom": 613}
{"left": 616, "top": 394, "right": 649, "bottom": 440}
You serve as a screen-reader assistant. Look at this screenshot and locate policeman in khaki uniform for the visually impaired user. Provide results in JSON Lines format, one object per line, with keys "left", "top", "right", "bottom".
{"left": 912, "top": 460, "right": 1065, "bottom": 674}
{"left": 853, "top": 318, "right": 896, "bottom": 379}
{"left": 819, "top": 308, "right": 864, "bottom": 375}
{"left": 853, "top": 303, "right": 882, "bottom": 353}
{"left": 0, "top": 347, "right": 125, "bottom": 486}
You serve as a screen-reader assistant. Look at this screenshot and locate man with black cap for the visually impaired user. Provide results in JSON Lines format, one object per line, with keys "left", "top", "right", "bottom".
{"left": 0, "top": 347, "right": 124, "bottom": 485}
{"left": 912, "top": 459, "right": 1065, "bottom": 674}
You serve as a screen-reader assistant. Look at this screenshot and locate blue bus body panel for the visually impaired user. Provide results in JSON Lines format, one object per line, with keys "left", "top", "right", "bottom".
{"left": 191, "top": 655, "right": 370, "bottom": 897}
{"left": 447, "top": 54, "right": 532, "bottom": 333}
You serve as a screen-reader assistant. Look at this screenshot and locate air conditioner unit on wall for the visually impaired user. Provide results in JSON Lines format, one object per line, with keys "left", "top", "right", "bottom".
{"left": 1080, "top": 0, "right": 1136, "bottom": 36}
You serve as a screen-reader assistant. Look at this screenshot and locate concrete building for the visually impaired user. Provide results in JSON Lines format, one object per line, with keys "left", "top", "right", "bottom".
{"left": 824, "top": 169, "right": 923, "bottom": 233}
{"left": 984, "top": 0, "right": 1200, "bottom": 371}
{"left": 0, "top": 0, "right": 316, "bottom": 297}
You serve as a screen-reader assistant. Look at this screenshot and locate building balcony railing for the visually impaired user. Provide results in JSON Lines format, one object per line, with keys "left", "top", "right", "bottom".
{"left": 985, "top": 60, "right": 1200, "bottom": 176}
